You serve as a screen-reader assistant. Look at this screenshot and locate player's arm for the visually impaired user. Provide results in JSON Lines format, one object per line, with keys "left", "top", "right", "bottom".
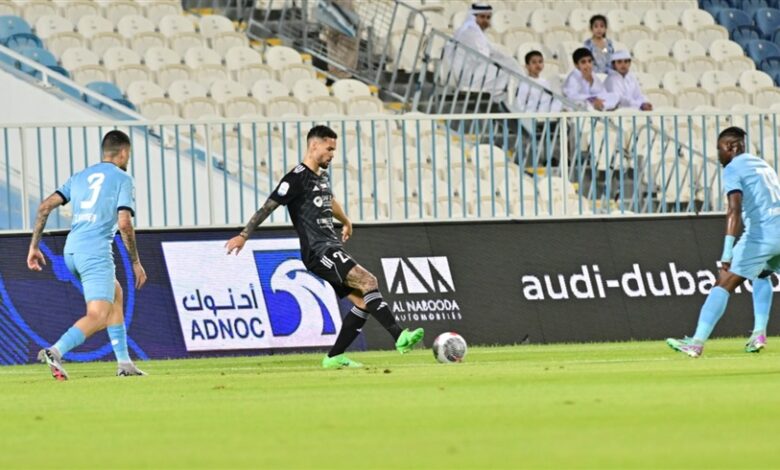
{"left": 225, "top": 198, "right": 280, "bottom": 255}
{"left": 332, "top": 198, "right": 352, "bottom": 243}
{"left": 27, "top": 192, "right": 66, "bottom": 271}
{"left": 118, "top": 209, "right": 147, "bottom": 289}
{"left": 721, "top": 190, "right": 743, "bottom": 269}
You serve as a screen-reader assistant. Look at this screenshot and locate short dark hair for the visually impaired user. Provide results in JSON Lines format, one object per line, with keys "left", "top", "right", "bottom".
{"left": 718, "top": 126, "right": 746, "bottom": 142}
{"left": 572, "top": 47, "right": 593, "bottom": 65}
{"left": 306, "top": 125, "right": 337, "bottom": 142}
{"left": 590, "top": 14, "right": 607, "bottom": 29}
{"left": 524, "top": 50, "right": 543, "bottom": 65}
{"left": 101, "top": 130, "right": 131, "bottom": 156}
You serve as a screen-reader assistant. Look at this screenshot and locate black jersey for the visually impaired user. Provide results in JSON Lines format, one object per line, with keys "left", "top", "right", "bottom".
{"left": 269, "top": 163, "right": 342, "bottom": 266}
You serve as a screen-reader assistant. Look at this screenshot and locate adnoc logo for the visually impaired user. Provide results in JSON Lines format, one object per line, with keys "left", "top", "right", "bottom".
{"left": 0, "top": 236, "right": 147, "bottom": 365}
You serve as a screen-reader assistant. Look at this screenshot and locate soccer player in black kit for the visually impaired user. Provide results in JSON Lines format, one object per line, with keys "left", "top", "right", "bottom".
{"left": 226, "top": 125, "right": 424, "bottom": 368}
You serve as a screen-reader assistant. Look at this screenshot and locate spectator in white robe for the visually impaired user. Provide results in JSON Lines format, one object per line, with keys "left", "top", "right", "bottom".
{"left": 444, "top": 3, "right": 522, "bottom": 99}
{"left": 563, "top": 47, "right": 619, "bottom": 111}
{"left": 511, "top": 50, "right": 563, "bottom": 113}
{"left": 604, "top": 50, "right": 653, "bottom": 111}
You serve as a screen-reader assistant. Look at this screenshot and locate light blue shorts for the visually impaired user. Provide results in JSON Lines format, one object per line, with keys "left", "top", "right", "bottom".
{"left": 64, "top": 253, "right": 116, "bottom": 303}
{"left": 730, "top": 237, "right": 780, "bottom": 281}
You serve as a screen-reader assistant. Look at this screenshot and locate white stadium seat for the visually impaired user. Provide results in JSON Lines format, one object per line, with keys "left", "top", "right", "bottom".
{"left": 183, "top": 46, "right": 222, "bottom": 69}
{"left": 675, "top": 87, "right": 711, "bottom": 108}
{"left": 221, "top": 96, "right": 262, "bottom": 119}
{"left": 60, "top": 46, "right": 99, "bottom": 70}
{"left": 753, "top": 88, "right": 780, "bottom": 108}
{"left": 501, "top": 27, "right": 537, "bottom": 48}
{"left": 683, "top": 56, "right": 718, "bottom": 78}
{"left": 114, "top": 64, "right": 153, "bottom": 92}
{"left": 292, "top": 79, "right": 329, "bottom": 102}
{"left": 168, "top": 32, "right": 206, "bottom": 57}
{"left": 528, "top": 10, "right": 566, "bottom": 34}
{"left": 155, "top": 64, "right": 192, "bottom": 89}
{"left": 632, "top": 39, "right": 669, "bottom": 62}
{"left": 71, "top": 64, "right": 110, "bottom": 85}
{"left": 654, "top": 25, "right": 689, "bottom": 50}
{"left": 35, "top": 15, "right": 74, "bottom": 40}
{"left": 209, "top": 79, "right": 247, "bottom": 103}
{"left": 544, "top": 26, "right": 577, "bottom": 45}
{"left": 126, "top": 80, "right": 166, "bottom": 104}
{"left": 194, "top": 65, "right": 229, "bottom": 87}
{"left": 305, "top": 96, "right": 343, "bottom": 117}
{"left": 641, "top": 57, "right": 678, "bottom": 81}
{"left": 130, "top": 32, "right": 167, "bottom": 57}
{"left": 278, "top": 63, "right": 317, "bottom": 89}
{"left": 167, "top": 79, "right": 208, "bottom": 103}
{"left": 210, "top": 31, "right": 248, "bottom": 56}
{"left": 139, "top": 97, "right": 178, "bottom": 120}
{"left": 642, "top": 9, "right": 678, "bottom": 32}
{"left": 346, "top": 95, "right": 385, "bottom": 115}
{"left": 265, "top": 96, "right": 304, "bottom": 116}
{"left": 159, "top": 15, "right": 196, "bottom": 37}
{"left": 671, "top": 39, "right": 707, "bottom": 63}
{"left": 616, "top": 25, "right": 653, "bottom": 50}
{"left": 680, "top": 8, "right": 715, "bottom": 32}
{"left": 180, "top": 97, "right": 220, "bottom": 120}
{"left": 491, "top": 11, "right": 529, "bottom": 34}
{"left": 699, "top": 70, "right": 737, "bottom": 94}
{"left": 89, "top": 32, "right": 125, "bottom": 58}
{"left": 46, "top": 32, "right": 86, "bottom": 58}
{"left": 607, "top": 10, "right": 641, "bottom": 33}
{"left": 22, "top": 1, "right": 57, "bottom": 26}
{"left": 738, "top": 70, "right": 775, "bottom": 95}
{"left": 714, "top": 86, "right": 748, "bottom": 109}
{"left": 144, "top": 46, "right": 181, "bottom": 71}
{"left": 694, "top": 25, "right": 728, "bottom": 49}
{"left": 251, "top": 79, "right": 290, "bottom": 103}
{"left": 76, "top": 15, "right": 113, "bottom": 39}
{"left": 709, "top": 39, "right": 745, "bottom": 61}
{"left": 144, "top": 1, "right": 183, "bottom": 25}
{"left": 265, "top": 46, "right": 303, "bottom": 70}
{"left": 235, "top": 64, "right": 275, "bottom": 89}
{"left": 719, "top": 56, "right": 755, "bottom": 72}
{"left": 102, "top": 46, "right": 142, "bottom": 71}
{"left": 225, "top": 46, "right": 263, "bottom": 71}
{"left": 103, "top": 1, "right": 143, "bottom": 26}
{"left": 62, "top": 1, "right": 100, "bottom": 26}
{"left": 568, "top": 8, "right": 594, "bottom": 33}
{"left": 117, "top": 15, "right": 156, "bottom": 40}
{"left": 198, "top": 15, "right": 234, "bottom": 38}
{"left": 332, "top": 79, "right": 371, "bottom": 102}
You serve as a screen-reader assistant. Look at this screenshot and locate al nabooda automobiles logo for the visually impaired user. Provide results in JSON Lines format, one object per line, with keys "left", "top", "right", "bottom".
{"left": 0, "top": 236, "right": 147, "bottom": 365}
{"left": 380, "top": 256, "right": 462, "bottom": 322}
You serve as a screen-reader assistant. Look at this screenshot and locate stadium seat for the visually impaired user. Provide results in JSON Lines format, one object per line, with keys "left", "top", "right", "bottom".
{"left": 693, "top": 25, "right": 729, "bottom": 48}
{"left": 700, "top": 0, "right": 730, "bottom": 17}
{"left": 159, "top": 14, "right": 196, "bottom": 38}
{"left": 251, "top": 79, "right": 289, "bottom": 103}
{"left": 265, "top": 46, "right": 303, "bottom": 70}
{"left": 739, "top": 69, "right": 775, "bottom": 93}
{"left": 554, "top": 40, "right": 582, "bottom": 62}
{"left": 414, "top": 12, "right": 450, "bottom": 33}
{"left": 198, "top": 15, "right": 234, "bottom": 39}
{"left": 683, "top": 56, "right": 718, "bottom": 78}
{"left": 194, "top": 64, "right": 228, "bottom": 87}
{"left": 346, "top": 95, "right": 385, "bottom": 115}
{"left": 745, "top": 39, "right": 780, "bottom": 65}
{"left": 180, "top": 96, "right": 220, "bottom": 120}
{"left": 34, "top": 15, "right": 73, "bottom": 40}
{"left": 225, "top": 46, "right": 263, "bottom": 71}
{"left": 755, "top": 8, "right": 780, "bottom": 37}
{"left": 125, "top": 79, "right": 164, "bottom": 103}
{"left": 0, "top": 1, "right": 16, "bottom": 16}
{"left": 732, "top": 25, "right": 762, "bottom": 49}
{"left": 714, "top": 86, "right": 748, "bottom": 108}
{"left": 144, "top": 46, "right": 181, "bottom": 71}
{"left": 515, "top": 42, "right": 552, "bottom": 64}
{"left": 632, "top": 39, "right": 669, "bottom": 62}
{"left": 60, "top": 46, "right": 99, "bottom": 69}
{"left": 138, "top": 97, "right": 178, "bottom": 119}
{"left": 17, "top": 45, "right": 56, "bottom": 74}
{"left": 567, "top": 8, "right": 594, "bottom": 33}
{"left": 88, "top": 32, "right": 124, "bottom": 58}
{"left": 654, "top": 25, "right": 690, "bottom": 50}
{"left": 103, "top": 47, "right": 141, "bottom": 71}
{"left": 332, "top": 79, "right": 371, "bottom": 102}
{"left": 0, "top": 15, "right": 42, "bottom": 49}
{"left": 661, "top": 71, "right": 697, "bottom": 94}
{"left": 155, "top": 64, "right": 192, "bottom": 89}
{"left": 76, "top": 15, "right": 113, "bottom": 39}
{"left": 70, "top": 64, "right": 110, "bottom": 85}
{"left": 699, "top": 70, "right": 737, "bottom": 93}
{"left": 46, "top": 32, "right": 85, "bottom": 58}
{"left": 607, "top": 10, "right": 642, "bottom": 33}
{"left": 62, "top": 1, "right": 100, "bottom": 25}
{"left": 528, "top": 10, "right": 566, "bottom": 34}
{"left": 642, "top": 9, "right": 678, "bottom": 32}
{"left": 752, "top": 86, "right": 780, "bottom": 107}
{"left": 103, "top": 0, "right": 143, "bottom": 26}
{"left": 144, "top": 1, "right": 182, "bottom": 25}
{"left": 292, "top": 78, "right": 328, "bottom": 102}
{"left": 488, "top": 10, "right": 525, "bottom": 34}
{"left": 168, "top": 32, "right": 206, "bottom": 57}
{"left": 641, "top": 57, "right": 677, "bottom": 81}
{"left": 221, "top": 96, "right": 262, "bottom": 118}
{"left": 305, "top": 95, "right": 343, "bottom": 116}
{"left": 235, "top": 63, "right": 275, "bottom": 89}
{"left": 114, "top": 65, "right": 155, "bottom": 94}
{"left": 501, "top": 27, "right": 537, "bottom": 49}
{"left": 130, "top": 31, "right": 166, "bottom": 57}
{"left": 278, "top": 63, "right": 317, "bottom": 89}
{"left": 209, "top": 79, "right": 247, "bottom": 103}
{"left": 183, "top": 46, "right": 222, "bottom": 70}
{"left": 709, "top": 39, "right": 746, "bottom": 61}
{"left": 716, "top": 9, "right": 753, "bottom": 34}
{"left": 265, "top": 96, "right": 304, "bottom": 116}
{"left": 85, "top": 80, "right": 123, "bottom": 105}
{"left": 167, "top": 79, "right": 207, "bottom": 103}
{"left": 117, "top": 15, "right": 155, "bottom": 40}
{"left": 681, "top": 9, "right": 716, "bottom": 31}
{"left": 744, "top": 0, "right": 772, "bottom": 18}
{"left": 671, "top": 39, "right": 707, "bottom": 62}
{"left": 616, "top": 25, "right": 653, "bottom": 49}
{"left": 676, "top": 87, "right": 711, "bottom": 108}
{"left": 210, "top": 31, "right": 248, "bottom": 56}
{"left": 634, "top": 71, "right": 659, "bottom": 89}
{"left": 21, "top": 1, "right": 56, "bottom": 26}
{"left": 549, "top": 0, "right": 584, "bottom": 16}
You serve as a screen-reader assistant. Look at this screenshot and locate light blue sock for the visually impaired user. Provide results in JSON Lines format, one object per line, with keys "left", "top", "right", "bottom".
{"left": 752, "top": 277, "right": 773, "bottom": 333}
{"left": 52, "top": 326, "right": 86, "bottom": 356}
{"left": 107, "top": 323, "right": 130, "bottom": 363}
{"left": 693, "top": 287, "right": 730, "bottom": 342}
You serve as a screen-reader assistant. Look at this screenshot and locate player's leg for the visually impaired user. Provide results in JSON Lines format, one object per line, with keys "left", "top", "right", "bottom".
{"left": 322, "top": 292, "right": 369, "bottom": 369}
{"left": 344, "top": 263, "right": 424, "bottom": 354}
{"left": 746, "top": 258, "right": 780, "bottom": 352}
{"left": 106, "top": 281, "right": 146, "bottom": 376}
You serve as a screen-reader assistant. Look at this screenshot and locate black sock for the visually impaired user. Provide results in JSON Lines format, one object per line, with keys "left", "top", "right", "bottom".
{"left": 327, "top": 307, "right": 368, "bottom": 357}
{"left": 364, "top": 290, "right": 403, "bottom": 341}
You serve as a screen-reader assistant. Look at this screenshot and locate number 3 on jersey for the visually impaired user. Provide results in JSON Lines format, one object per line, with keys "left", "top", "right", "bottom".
{"left": 80, "top": 172, "right": 105, "bottom": 209}
{"left": 757, "top": 167, "right": 780, "bottom": 203}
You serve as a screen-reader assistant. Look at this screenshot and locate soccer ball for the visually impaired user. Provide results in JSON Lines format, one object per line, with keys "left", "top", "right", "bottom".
{"left": 432, "top": 332, "right": 467, "bottom": 363}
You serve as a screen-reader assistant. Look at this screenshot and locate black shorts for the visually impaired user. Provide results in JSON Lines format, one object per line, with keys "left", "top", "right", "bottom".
{"left": 306, "top": 247, "right": 358, "bottom": 298}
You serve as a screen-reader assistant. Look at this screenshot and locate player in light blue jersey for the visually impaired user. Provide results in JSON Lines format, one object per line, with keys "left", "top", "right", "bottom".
{"left": 668, "top": 127, "right": 780, "bottom": 357}
{"left": 27, "top": 131, "right": 148, "bottom": 380}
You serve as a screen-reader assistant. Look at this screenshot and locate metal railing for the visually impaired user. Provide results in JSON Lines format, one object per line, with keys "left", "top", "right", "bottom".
{"left": 2, "top": 111, "right": 777, "bottom": 232}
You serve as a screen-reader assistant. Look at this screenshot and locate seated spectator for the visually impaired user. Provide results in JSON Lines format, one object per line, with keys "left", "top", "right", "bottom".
{"left": 563, "top": 48, "right": 619, "bottom": 111}
{"left": 511, "top": 50, "right": 562, "bottom": 113}
{"left": 444, "top": 3, "right": 522, "bottom": 100}
{"left": 604, "top": 50, "right": 653, "bottom": 111}
{"left": 583, "top": 14, "right": 614, "bottom": 74}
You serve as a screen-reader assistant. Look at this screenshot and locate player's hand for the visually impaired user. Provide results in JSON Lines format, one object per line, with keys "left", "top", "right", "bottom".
{"left": 226, "top": 235, "right": 246, "bottom": 255}
{"left": 592, "top": 98, "right": 605, "bottom": 111}
{"left": 27, "top": 247, "right": 46, "bottom": 272}
{"left": 720, "top": 261, "right": 731, "bottom": 273}
{"left": 341, "top": 221, "right": 353, "bottom": 243}
{"left": 133, "top": 261, "right": 147, "bottom": 290}
{"left": 640, "top": 102, "right": 653, "bottom": 111}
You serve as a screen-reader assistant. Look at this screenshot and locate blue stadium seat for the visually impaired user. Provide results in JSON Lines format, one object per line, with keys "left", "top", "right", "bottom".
{"left": 85, "top": 81, "right": 123, "bottom": 106}
{"left": 754, "top": 8, "right": 780, "bottom": 37}
{"left": 0, "top": 15, "right": 41, "bottom": 49}
{"left": 51, "top": 75, "right": 81, "bottom": 99}
{"left": 773, "top": 27, "right": 780, "bottom": 42}
{"left": 745, "top": 39, "right": 780, "bottom": 64}
{"left": 759, "top": 55, "right": 780, "bottom": 72}
{"left": 17, "top": 46, "right": 57, "bottom": 75}
{"left": 716, "top": 9, "right": 754, "bottom": 34}
{"left": 736, "top": 0, "right": 770, "bottom": 18}
{"left": 701, "top": 0, "right": 731, "bottom": 17}
{"left": 732, "top": 25, "right": 762, "bottom": 47}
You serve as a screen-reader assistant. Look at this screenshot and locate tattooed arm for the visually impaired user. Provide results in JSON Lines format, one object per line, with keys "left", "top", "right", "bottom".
{"left": 27, "top": 193, "right": 65, "bottom": 271}
{"left": 118, "top": 209, "right": 147, "bottom": 289}
{"left": 225, "top": 198, "right": 280, "bottom": 255}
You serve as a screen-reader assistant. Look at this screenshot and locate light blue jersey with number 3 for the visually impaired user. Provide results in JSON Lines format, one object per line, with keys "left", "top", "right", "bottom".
{"left": 56, "top": 162, "right": 135, "bottom": 256}
{"left": 723, "top": 153, "right": 780, "bottom": 240}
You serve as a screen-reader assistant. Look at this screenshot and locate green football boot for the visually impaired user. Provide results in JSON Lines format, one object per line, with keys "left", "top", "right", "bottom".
{"left": 395, "top": 328, "right": 425, "bottom": 354}
{"left": 322, "top": 354, "right": 363, "bottom": 369}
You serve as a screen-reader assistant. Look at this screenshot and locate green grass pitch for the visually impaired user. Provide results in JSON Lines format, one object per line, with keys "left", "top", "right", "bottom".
{"left": 2, "top": 338, "right": 780, "bottom": 469}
